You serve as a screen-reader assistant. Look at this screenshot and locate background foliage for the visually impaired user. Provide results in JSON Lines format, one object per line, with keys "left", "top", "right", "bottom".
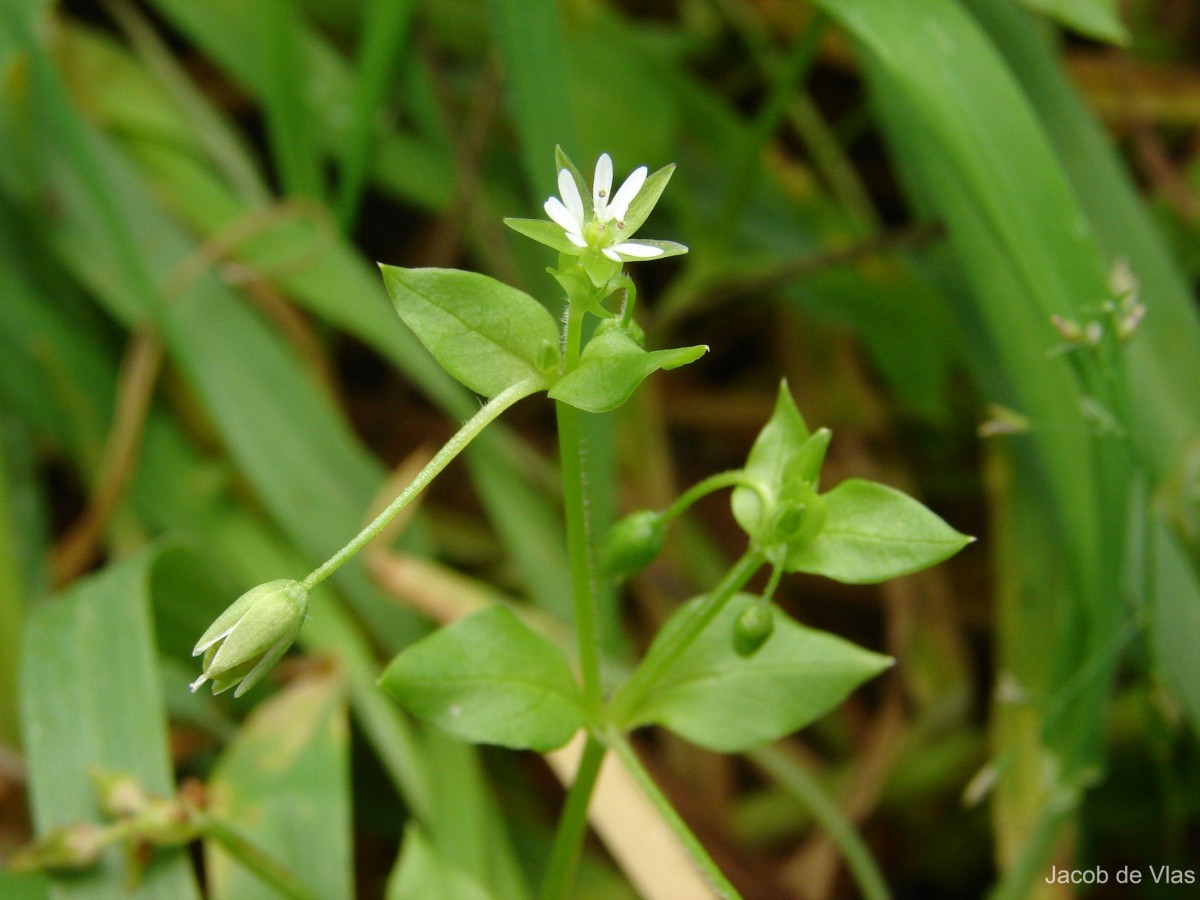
{"left": 2, "top": 0, "right": 1199, "bottom": 897}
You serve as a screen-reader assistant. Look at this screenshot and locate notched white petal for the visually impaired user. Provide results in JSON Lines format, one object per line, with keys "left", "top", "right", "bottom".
{"left": 545, "top": 197, "right": 582, "bottom": 235}
{"left": 594, "top": 153, "right": 613, "bottom": 210}
{"left": 609, "top": 166, "right": 648, "bottom": 220}
{"left": 611, "top": 241, "right": 665, "bottom": 259}
{"left": 558, "top": 169, "right": 585, "bottom": 227}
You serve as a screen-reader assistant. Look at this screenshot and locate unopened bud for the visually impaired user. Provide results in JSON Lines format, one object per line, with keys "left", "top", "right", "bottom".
{"left": 191, "top": 579, "right": 309, "bottom": 698}
{"left": 8, "top": 823, "right": 107, "bottom": 873}
{"left": 599, "top": 511, "right": 665, "bottom": 581}
{"left": 732, "top": 602, "right": 775, "bottom": 658}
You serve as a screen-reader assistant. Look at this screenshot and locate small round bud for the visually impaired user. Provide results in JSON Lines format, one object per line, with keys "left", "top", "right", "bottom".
{"left": 599, "top": 511, "right": 666, "bottom": 581}
{"left": 190, "top": 579, "right": 309, "bottom": 698}
{"left": 732, "top": 602, "right": 774, "bottom": 658}
{"left": 768, "top": 488, "right": 827, "bottom": 553}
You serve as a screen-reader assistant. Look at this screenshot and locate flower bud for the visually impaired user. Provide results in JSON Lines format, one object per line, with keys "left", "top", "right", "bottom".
{"left": 190, "top": 579, "right": 308, "bottom": 698}
{"left": 732, "top": 602, "right": 775, "bottom": 658}
{"left": 8, "top": 823, "right": 107, "bottom": 872}
{"left": 599, "top": 511, "right": 665, "bottom": 581}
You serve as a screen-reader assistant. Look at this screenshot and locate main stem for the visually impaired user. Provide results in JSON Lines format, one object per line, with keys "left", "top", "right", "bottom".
{"left": 301, "top": 377, "right": 542, "bottom": 590}
{"left": 539, "top": 296, "right": 606, "bottom": 900}
{"left": 537, "top": 735, "right": 606, "bottom": 900}
{"left": 557, "top": 298, "right": 604, "bottom": 718}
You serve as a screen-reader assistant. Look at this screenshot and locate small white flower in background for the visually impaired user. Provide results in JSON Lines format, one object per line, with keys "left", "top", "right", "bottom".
{"left": 505, "top": 149, "right": 687, "bottom": 266}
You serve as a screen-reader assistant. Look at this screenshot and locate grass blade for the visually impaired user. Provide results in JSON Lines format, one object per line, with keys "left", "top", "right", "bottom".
{"left": 20, "top": 553, "right": 201, "bottom": 899}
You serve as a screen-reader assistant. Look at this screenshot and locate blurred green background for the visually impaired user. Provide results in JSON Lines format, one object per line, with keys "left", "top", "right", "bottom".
{"left": 1, "top": 0, "right": 1199, "bottom": 897}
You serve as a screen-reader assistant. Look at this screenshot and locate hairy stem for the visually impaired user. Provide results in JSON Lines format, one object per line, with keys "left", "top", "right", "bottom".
{"left": 302, "top": 377, "right": 543, "bottom": 590}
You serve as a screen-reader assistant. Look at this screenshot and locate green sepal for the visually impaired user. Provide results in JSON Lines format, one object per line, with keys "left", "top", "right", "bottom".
{"left": 620, "top": 164, "right": 675, "bottom": 238}
{"left": 785, "top": 428, "right": 831, "bottom": 490}
{"left": 582, "top": 251, "right": 621, "bottom": 287}
{"left": 503, "top": 217, "right": 584, "bottom": 255}
{"left": 731, "top": 382, "right": 812, "bottom": 540}
{"left": 783, "top": 479, "right": 974, "bottom": 582}
{"left": 378, "top": 606, "right": 584, "bottom": 752}
{"left": 380, "top": 266, "right": 560, "bottom": 397}
{"left": 549, "top": 328, "right": 707, "bottom": 413}
{"left": 555, "top": 145, "right": 589, "bottom": 205}
{"left": 620, "top": 594, "right": 892, "bottom": 751}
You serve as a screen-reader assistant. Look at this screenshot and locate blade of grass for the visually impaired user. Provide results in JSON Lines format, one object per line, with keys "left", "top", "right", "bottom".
{"left": 0, "top": 421, "right": 29, "bottom": 748}
{"left": 103, "top": 0, "right": 269, "bottom": 206}
{"left": 20, "top": 552, "right": 201, "bottom": 899}
{"left": 490, "top": 0, "right": 575, "bottom": 197}
{"left": 145, "top": 0, "right": 456, "bottom": 211}
{"left": 0, "top": 15, "right": 421, "bottom": 648}
{"left": 257, "top": 0, "right": 323, "bottom": 199}
{"left": 205, "top": 671, "right": 353, "bottom": 900}
{"left": 969, "top": 0, "right": 1200, "bottom": 549}
{"left": 748, "top": 745, "right": 889, "bottom": 900}
{"left": 334, "top": 0, "right": 417, "bottom": 228}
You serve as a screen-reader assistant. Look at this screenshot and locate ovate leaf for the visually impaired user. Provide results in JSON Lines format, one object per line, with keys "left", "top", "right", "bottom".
{"left": 785, "top": 479, "right": 973, "bottom": 583}
{"left": 624, "top": 594, "right": 891, "bottom": 752}
{"left": 380, "top": 266, "right": 560, "bottom": 397}
{"left": 379, "top": 606, "right": 583, "bottom": 752}
{"left": 549, "top": 329, "right": 707, "bottom": 413}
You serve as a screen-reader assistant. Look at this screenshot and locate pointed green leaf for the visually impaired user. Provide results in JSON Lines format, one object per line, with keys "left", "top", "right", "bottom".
{"left": 786, "top": 479, "right": 973, "bottom": 583}
{"left": 503, "top": 217, "right": 583, "bottom": 255}
{"left": 620, "top": 163, "right": 674, "bottom": 239}
{"left": 784, "top": 428, "right": 832, "bottom": 491}
{"left": 549, "top": 329, "right": 707, "bottom": 413}
{"left": 732, "top": 382, "right": 811, "bottom": 538}
{"left": 624, "top": 594, "right": 891, "bottom": 752}
{"left": 554, "top": 145, "right": 589, "bottom": 209}
{"left": 1016, "top": 0, "right": 1127, "bottom": 44}
{"left": 380, "top": 266, "right": 559, "bottom": 397}
{"left": 379, "top": 606, "right": 583, "bottom": 752}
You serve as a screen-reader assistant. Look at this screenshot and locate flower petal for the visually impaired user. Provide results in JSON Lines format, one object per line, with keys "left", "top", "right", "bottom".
{"left": 609, "top": 166, "right": 648, "bottom": 221}
{"left": 608, "top": 240, "right": 665, "bottom": 259}
{"left": 558, "top": 168, "right": 585, "bottom": 229}
{"left": 545, "top": 197, "right": 582, "bottom": 236}
{"left": 593, "top": 153, "right": 613, "bottom": 215}
{"left": 567, "top": 232, "right": 588, "bottom": 248}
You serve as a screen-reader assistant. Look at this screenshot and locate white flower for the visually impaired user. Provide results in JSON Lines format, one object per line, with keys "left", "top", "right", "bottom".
{"left": 543, "top": 154, "right": 670, "bottom": 261}
{"left": 504, "top": 150, "right": 687, "bottom": 267}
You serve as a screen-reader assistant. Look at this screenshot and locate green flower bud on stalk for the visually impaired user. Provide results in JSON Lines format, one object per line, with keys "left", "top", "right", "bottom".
{"left": 190, "top": 579, "right": 308, "bottom": 698}
{"left": 732, "top": 601, "right": 775, "bottom": 658}
{"left": 599, "top": 510, "right": 666, "bottom": 581}
{"left": 8, "top": 823, "right": 108, "bottom": 873}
